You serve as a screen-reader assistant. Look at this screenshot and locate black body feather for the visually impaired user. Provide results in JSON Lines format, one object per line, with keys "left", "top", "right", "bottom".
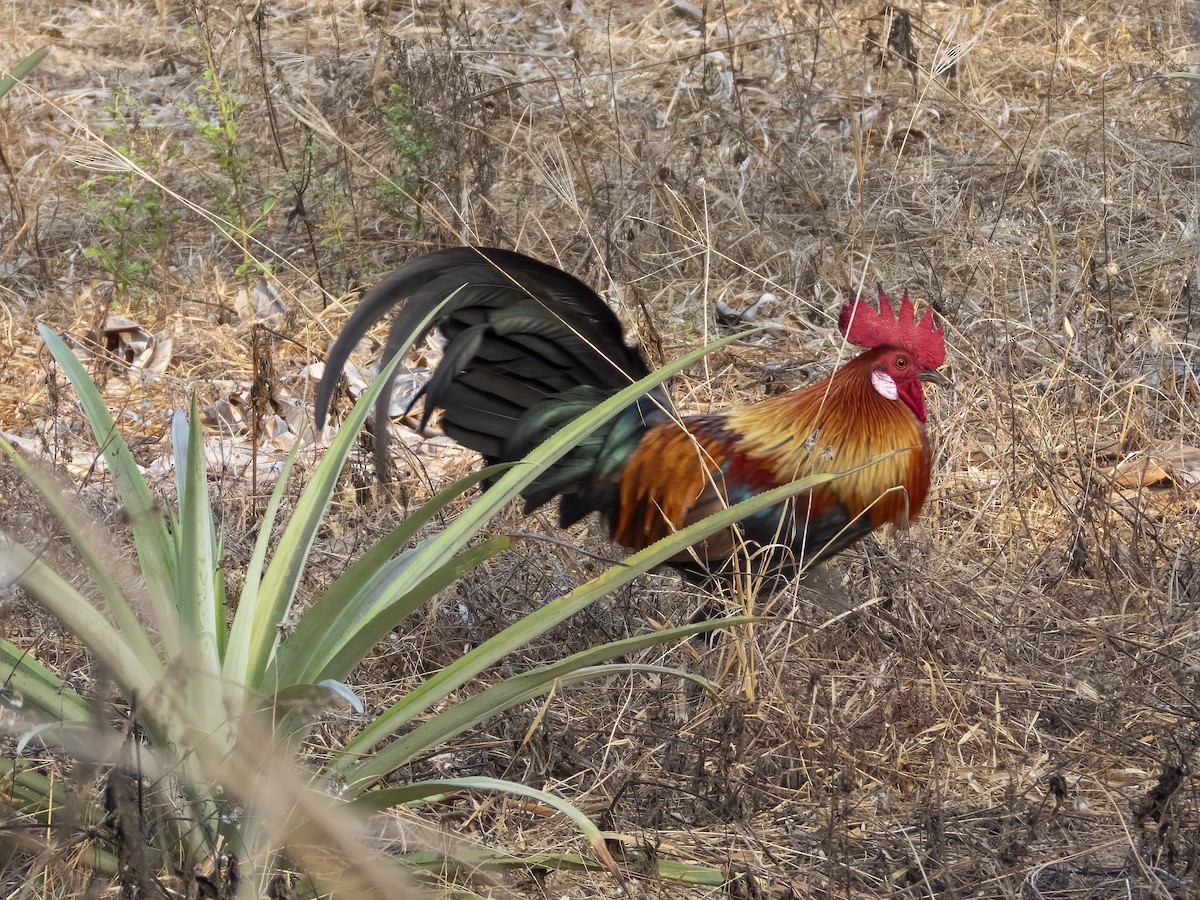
{"left": 314, "top": 247, "right": 670, "bottom": 526}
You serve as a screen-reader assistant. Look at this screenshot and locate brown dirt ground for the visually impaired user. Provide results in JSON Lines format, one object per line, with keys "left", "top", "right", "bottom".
{"left": 2, "top": 0, "right": 1200, "bottom": 896}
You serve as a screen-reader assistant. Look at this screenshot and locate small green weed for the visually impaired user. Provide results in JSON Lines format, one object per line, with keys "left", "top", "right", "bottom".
{"left": 182, "top": 54, "right": 274, "bottom": 278}
{"left": 1, "top": 322, "right": 790, "bottom": 892}
{"left": 77, "top": 92, "right": 175, "bottom": 302}
{"left": 378, "top": 84, "right": 438, "bottom": 231}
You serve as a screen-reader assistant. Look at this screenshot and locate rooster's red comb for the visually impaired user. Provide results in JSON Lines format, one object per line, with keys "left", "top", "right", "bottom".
{"left": 838, "top": 286, "right": 945, "bottom": 370}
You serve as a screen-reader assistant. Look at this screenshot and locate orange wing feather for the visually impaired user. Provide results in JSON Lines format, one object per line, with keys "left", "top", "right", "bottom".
{"left": 613, "top": 421, "right": 720, "bottom": 550}
{"left": 610, "top": 351, "right": 931, "bottom": 567}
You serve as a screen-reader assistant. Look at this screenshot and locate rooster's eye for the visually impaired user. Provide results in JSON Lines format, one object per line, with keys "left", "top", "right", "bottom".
{"left": 895, "top": 355, "right": 909, "bottom": 369}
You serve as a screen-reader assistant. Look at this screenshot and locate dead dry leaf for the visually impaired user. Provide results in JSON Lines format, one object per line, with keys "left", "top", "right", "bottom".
{"left": 1105, "top": 439, "right": 1200, "bottom": 491}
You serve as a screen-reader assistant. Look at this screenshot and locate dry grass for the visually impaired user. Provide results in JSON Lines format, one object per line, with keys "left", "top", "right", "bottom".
{"left": 2, "top": 0, "right": 1200, "bottom": 896}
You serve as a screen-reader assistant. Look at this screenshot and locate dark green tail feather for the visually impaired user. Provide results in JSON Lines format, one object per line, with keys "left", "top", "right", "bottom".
{"left": 314, "top": 247, "right": 671, "bottom": 526}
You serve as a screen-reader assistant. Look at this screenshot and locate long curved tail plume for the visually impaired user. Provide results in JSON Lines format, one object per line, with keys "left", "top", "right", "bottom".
{"left": 315, "top": 247, "right": 670, "bottom": 524}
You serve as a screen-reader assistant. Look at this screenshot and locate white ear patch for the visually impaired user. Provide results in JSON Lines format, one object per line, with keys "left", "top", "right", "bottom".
{"left": 871, "top": 370, "right": 899, "bottom": 401}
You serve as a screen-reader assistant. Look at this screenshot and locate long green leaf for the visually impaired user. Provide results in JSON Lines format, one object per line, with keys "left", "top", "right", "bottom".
{"left": 37, "top": 325, "right": 181, "bottom": 658}
{"left": 273, "top": 466, "right": 502, "bottom": 684}
{"left": 389, "top": 848, "right": 722, "bottom": 884}
{"left": 0, "top": 759, "right": 71, "bottom": 822}
{"left": 0, "top": 535, "right": 165, "bottom": 718}
{"left": 234, "top": 305, "right": 444, "bottom": 693}
{"left": 0, "top": 47, "right": 50, "bottom": 99}
{"left": 0, "top": 639, "right": 91, "bottom": 724}
{"left": 0, "top": 542, "right": 198, "bottom": 826}
{"left": 270, "top": 538, "right": 513, "bottom": 742}
{"left": 333, "top": 468, "right": 839, "bottom": 782}
{"left": 344, "top": 623, "right": 739, "bottom": 782}
{"left": 171, "top": 405, "right": 234, "bottom": 752}
{"left": 172, "top": 407, "right": 223, "bottom": 650}
{"left": 291, "top": 537, "right": 511, "bottom": 690}
{"left": 223, "top": 429, "right": 305, "bottom": 691}
{"left": 351, "top": 776, "right": 622, "bottom": 878}
{"left": 0, "top": 759, "right": 121, "bottom": 875}
{"left": 0, "top": 436, "right": 162, "bottom": 677}
{"left": 300, "top": 331, "right": 756, "bottom": 695}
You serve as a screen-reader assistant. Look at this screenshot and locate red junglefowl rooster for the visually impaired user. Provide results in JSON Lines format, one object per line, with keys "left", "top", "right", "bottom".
{"left": 315, "top": 247, "right": 947, "bottom": 588}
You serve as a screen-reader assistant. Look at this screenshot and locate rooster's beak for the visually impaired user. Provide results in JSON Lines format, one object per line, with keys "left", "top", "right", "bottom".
{"left": 920, "top": 369, "right": 952, "bottom": 388}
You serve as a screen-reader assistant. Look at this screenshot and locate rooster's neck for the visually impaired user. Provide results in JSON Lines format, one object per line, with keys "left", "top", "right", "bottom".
{"left": 721, "top": 350, "right": 927, "bottom": 486}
